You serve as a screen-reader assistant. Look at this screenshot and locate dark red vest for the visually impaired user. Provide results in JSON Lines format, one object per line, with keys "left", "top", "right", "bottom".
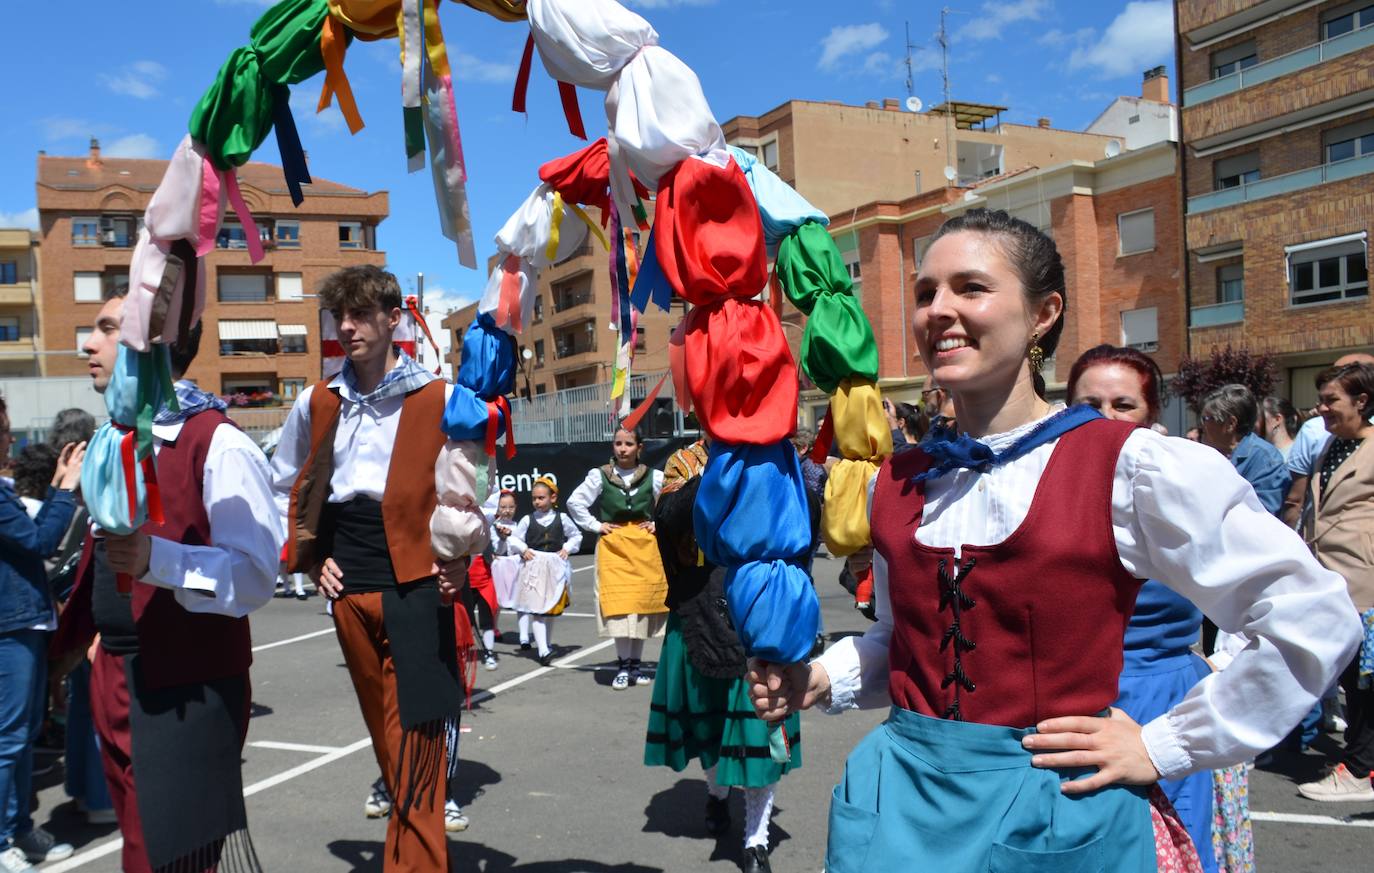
{"left": 124, "top": 410, "right": 252, "bottom": 689}
{"left": 872, "top": 418, "right": 1142, "bottom": 727}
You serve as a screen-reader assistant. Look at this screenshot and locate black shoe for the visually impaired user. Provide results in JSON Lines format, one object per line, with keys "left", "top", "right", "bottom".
{"left": 704, "top": 794, "right": 731, "bottom": 837}
{"left": 296, "top": 592, "right": 309, "bottom": 601}
{"left": 537, "top": 650, "right": 554, "bottom": 667}
{"left": 742, "top": 845, "right": 771, "bottom": 873}
{"left": 520, "top": 641, "right": 532, "bottom": 651}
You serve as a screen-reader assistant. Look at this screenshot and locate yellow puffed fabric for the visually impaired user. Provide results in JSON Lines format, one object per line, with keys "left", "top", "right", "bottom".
{"left": 327, "top": 0, "right": 401, "bottom": 39}
{"left": 831, "top": 378, "right": 893, "bottom": 461}
{"left": 822, "top": 458, "right": 880, "bottom": 557}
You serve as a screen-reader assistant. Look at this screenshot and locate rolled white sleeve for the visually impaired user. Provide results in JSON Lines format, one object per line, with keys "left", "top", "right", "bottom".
{"left": 1114, "top": 429, "right": 1361, "bottom": 779}
{"left": 508, "top": 516, "right": 532, "bottom": 555}
{"left": 813, "top": 472, "right": 892, "bottom": 713}
{"left": 143, "top": 425, "right": 284, "bottom": 618}
{"left": 269, "top": 386, "right": 314, "bottom": 519}
{"left": 560, "top": 513, "right": 583, "bottom": 553}
{"left": 566, "top": 469, "right": 604, "bottom": 533}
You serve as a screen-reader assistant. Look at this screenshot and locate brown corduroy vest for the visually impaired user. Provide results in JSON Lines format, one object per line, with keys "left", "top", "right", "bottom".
{"left": 287, "top": 379, "right": 447, "bottom": 583}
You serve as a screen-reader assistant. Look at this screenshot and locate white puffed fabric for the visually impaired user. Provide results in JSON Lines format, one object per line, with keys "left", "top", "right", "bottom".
{"left": 430, "top": 439, "right": 492, "bottom": 561}
{"left": 144, "top": 134, "right": 222, "bottom": 245}
{"left": 527, "top": 0, "right": 658, "bottom": 90}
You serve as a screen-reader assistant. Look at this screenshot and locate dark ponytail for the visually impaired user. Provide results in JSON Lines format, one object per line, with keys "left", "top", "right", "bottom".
{"left": 929, "top": 208, "right": 1066, "bottom": 397}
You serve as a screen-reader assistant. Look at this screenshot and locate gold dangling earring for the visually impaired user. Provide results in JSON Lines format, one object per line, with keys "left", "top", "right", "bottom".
{"left": 1027, "top": 332, "right": 1044, "bottom": 374}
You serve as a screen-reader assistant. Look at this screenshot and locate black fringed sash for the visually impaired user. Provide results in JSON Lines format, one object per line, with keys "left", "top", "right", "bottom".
{"left": 125, "top": 655, "right": 261, "bottom": 873}
{"left": 382, "top": 579, "right": 464, "bottom": 815}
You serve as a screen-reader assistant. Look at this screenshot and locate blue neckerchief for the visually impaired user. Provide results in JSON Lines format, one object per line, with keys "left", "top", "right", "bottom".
{"left": 340, "top": 351, "right": 434, "bottom": 408}
{"left": 914, "top": 404, "right": 1103, "bottom": 483}
{"left": 154, "top": 380, "right": 228, "bottom": 425}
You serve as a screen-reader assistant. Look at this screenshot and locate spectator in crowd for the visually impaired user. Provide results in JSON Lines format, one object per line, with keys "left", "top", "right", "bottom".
{"left": 1199, "top": 384, "right": 1291, "bottom": 516}
{"left": 892, "top": 402, "right": 928, "bottom": 451}
{"left": 791, "top": 428, "right": 827, "bottom": 502}
{"left": 1296, "top": 362, "right": 1374, "bottom": 803}
{"left": 1, "top": 394, "right": 85, "bottom": 871}
{"left": 10, "top": 445, "right": 58, "bottom": 515}
{"left": 1259, "top": 396, "right": 1299, "bottom": 460}
{"left": 920, "top": 380, "right": 955, "bottom": 426}
{"left": 1283, "top": 352, "right": 1374, "bottom": 529}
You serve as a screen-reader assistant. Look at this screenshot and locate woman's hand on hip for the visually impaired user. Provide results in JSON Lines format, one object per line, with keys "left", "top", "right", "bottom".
{"left": 1022, "top": 707, "right": 1161, "bottom": 794}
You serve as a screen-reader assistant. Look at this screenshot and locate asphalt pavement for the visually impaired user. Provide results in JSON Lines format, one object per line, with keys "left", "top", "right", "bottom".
{"left": 28, "top": 552, "right": 1374, "bottom": 872}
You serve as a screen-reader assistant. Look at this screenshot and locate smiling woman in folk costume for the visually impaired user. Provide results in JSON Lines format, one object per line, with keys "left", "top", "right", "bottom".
{"left": 507, "top": 476, "right": 581, "bottom": 666}
{"left": 750, "top": 209, "right": 1361, "bottom": 873}
{"left": 567, "top": 426, "right": 668, "bottom": 690}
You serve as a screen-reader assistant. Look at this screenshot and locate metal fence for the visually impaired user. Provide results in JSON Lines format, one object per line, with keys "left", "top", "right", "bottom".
{"left": 510, "top": 370, "right": 687, "bottom": 444}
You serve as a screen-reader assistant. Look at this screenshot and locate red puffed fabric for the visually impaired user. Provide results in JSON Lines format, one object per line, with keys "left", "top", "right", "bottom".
{"left": 684, "top": 297, "right": 797, "bottom": 444}
{"left": 654, "top": 156, "right": 767, "bottom": 306}
{"left": 537, "top": 137, "right": 648, "bottom": 224}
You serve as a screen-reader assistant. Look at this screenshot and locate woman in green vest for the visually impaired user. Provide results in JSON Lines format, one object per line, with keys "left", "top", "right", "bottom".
{"left": 567, "top": 426, "right": 669, "bottom": 690}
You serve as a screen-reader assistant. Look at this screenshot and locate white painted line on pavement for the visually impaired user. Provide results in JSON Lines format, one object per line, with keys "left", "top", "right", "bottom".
{"left": 249, "top": 740, "right": 349, "bottom": 755}
{"left": 46, "top": 638, "right": 618, "bottom": 871}
{"left": 1252, "top": 810, "right": 1374, "bottom": 828}
{"left": 572, "top": 565, "right": 594, "bottom": 573}
{"left": 251, "top": 627, "right": 334, "bottom": 652}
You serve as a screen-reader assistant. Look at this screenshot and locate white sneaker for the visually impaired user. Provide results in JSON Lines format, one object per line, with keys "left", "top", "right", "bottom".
{"left": 364, "top": 778, "right": 393, "bottom": 818}
{"left": 483, "top": 653, "right": 499, "bottom": 671}
{"left": 13, "top": 828, "right": 74, "bottom": 863}
{"left": 444, "top": 800, "right": 469, "bottom": 832}
{"left": 1297, "top": 763, "right": 1374, "bottom": 802}
{"left": 0, "top": 847, "right": 34, "bottom": 873}
{"left": 611, "top": 669, "right": 631, "bottom": 690}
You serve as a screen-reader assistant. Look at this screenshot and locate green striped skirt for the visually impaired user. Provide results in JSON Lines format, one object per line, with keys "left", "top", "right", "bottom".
{"left": 643, "top": 613, "right": 801, "bottom": 788}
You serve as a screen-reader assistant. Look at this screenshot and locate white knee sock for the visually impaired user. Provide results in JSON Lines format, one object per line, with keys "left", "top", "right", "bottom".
{"left": 628, "top": 638, "right": 645, "bottom": 662}
{"left": 518, "top": 613, "right": 532, "bottom": 644}
{"left": 291, "top": 573, "right": 307, "bottom": 596}
{"left": 532, "top": 619, "right": 550, "bottom": 656}
{"left": 481, "top": 629, "right": 495, "bottom": 652}
{"left": 615, "top": 637, "right": 634, "bottom": 662}
{"left": 704, "top": 765, "right": 731, "bottom": 801}
{"left": 743, "top": 785, "right": 775, "bottom": 850}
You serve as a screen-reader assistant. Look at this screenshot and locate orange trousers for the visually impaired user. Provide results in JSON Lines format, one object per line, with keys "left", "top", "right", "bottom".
{"left": 333, "top": 592, "right": 449, "bottom": 873}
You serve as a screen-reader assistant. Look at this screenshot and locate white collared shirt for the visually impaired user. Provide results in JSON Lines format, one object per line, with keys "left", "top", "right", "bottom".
{"left": 137, "top": 418, "right": 283, "bottom": 618}
{"left": 566, "top": 465, "right": 664, "bottom": 533}
{"left": 815, "top": 412, "right": 1361, "bottom": 781}
{"left": 509, "top": 508, "right": 583, "bottom": 555}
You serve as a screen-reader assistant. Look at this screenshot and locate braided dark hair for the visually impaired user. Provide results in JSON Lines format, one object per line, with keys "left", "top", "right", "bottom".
{"left": 930, "top": 208, "right": 1067, "bottom": 398}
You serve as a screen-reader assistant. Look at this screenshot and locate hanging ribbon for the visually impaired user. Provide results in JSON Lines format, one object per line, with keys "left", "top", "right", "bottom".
{"left": 545, "top": 190, "right": 565, "bottom": 263}
{"left": 270, "top": 84, "right": 312, "bottom": 207}
{"left": 400, "top": 0, "right": 425, "bottom": 170}
{"left": 811, "top": 407, "right": 834, "bottom": 465}
{"left": 569, "top": 203, "right": 609, "bottom": 251}
{"left": 318, "top": 14, "right": 365, "bottom": 134}
{"left": 405, "top": 295, "right": 444, "bottom": 375}
{"left": 629, "top": 225, "right": 673, "bottom": 314}
{"left": 221, "top": 168, "right": 266, "bottom": 264}
{"left": 512, "top": 31, "right": 535, "bottom": 113}
{"left": 620, "top": 372, "right": 670, "bottom": 432}
{"left": 484, "top": 395, "right": 516, "bottom": 460}
{"left": 196, "top": 156, "right": 222, "bottom": 258}
{"left": 557, "top": 80, "right": 587, "bottom": 140}
{"left": 668, "top": 319, "right": 690, "bottom": 414}
{"left": 496, "top": 254, "right": 524, "bottom": 333}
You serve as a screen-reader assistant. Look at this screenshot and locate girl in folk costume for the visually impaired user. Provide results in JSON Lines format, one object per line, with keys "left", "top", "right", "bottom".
{"left": 568, "top": 426, "right": 669, "bottom": 691}
{"left": 507, "top": 477, "right": 582, "bottom": 666}
{"left": 751, "top": 209, "right": 1361, "bottom": 873}
{"left": 645, "top": 442, "right": 799, "bottom": 873}
{"left": 466, "top": 490, "right": 517, "bottom": 670}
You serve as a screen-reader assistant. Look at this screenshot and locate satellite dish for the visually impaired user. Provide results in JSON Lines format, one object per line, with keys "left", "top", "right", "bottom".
{"left": 1105, "top": 140, "right": 1122, "bottom": 158}
{"left": 943, "top": 166, "right": 957, "bottom": 182}
{"left": 521, "top": 347, "right": 534, "bottom": 361}
{"left": 905, "top": 96, "right": 923, "bottom": 113}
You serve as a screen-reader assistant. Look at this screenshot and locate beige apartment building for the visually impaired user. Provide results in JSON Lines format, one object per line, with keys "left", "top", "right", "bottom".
{"left": 1176, "top": 0, "right": 1374, "bottom": 408}
{"left": 0, "top": 229, "right": 40, "bottom": 377}
{"left": 36, "top": 139, "right": 387, "bottom": 405}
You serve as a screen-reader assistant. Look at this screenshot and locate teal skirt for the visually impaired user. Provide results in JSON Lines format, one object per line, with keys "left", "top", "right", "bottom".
{"left": 828, "top": 707, "right": 1156, "bottom": 873}
{"left": 643, "top": 614, "right": 801, "bottom": 787}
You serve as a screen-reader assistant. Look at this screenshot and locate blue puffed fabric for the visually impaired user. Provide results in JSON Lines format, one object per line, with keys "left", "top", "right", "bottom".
{"left": 456, "top": 312, "right": 517, "bottom": 400}
{"left": 693, "top": 440, "right": 811, "bottom": 566}
{"left": 728, "top": 146, "right": 828, "bottom": 255}
{"left": 724, "top": 559, "right": 819, "bottom": 664}
{"left": 104, "top": 345, "right": 172, "bottom": 426}
{"left": 440, "top": 384, "right": 507, "bottom": 442}
{"left": 827, "top": 707, "right": 1157, "bottom": 873}
{"left": 80, "top": 423, "right": 146, "bottom": 535}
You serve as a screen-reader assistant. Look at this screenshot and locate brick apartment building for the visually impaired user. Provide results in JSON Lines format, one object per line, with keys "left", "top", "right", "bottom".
{"left": 35, "top": 139, "right": 387, "bottom": 406}
{"left": 444, "top": 208, "right": 681, "bottom": 398}
{"left": 1176, "top": 0, "right": 1374, "bottom": 409}
{"left": 0, "top": 228, "right": 40, "bottom": 377}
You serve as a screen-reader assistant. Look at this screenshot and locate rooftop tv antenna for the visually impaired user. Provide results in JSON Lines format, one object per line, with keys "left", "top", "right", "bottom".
{"left": 904, "top": 21, "right": 916, "bottom": 98}
{"left": 939, "top": 7, "right": 955, "bottom": 186}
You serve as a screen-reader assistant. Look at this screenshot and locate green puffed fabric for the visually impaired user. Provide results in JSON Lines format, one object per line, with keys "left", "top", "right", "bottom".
{"left": 776, "top": 220, "right": 879, "bottom": 394}
{"left": 645, "top": 614, "right": 801, "bottom": 787}
{"left": 189, "top": 0, "right": 338, "bottom": 169}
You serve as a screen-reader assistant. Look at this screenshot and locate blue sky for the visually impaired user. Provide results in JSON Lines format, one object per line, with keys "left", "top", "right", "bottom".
{"left": 0, "top": 0, "right": 1174, "bottom": 313}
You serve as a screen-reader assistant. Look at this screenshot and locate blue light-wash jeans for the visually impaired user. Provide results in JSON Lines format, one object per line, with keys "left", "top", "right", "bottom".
{"left": 0, "top": 629, "right": 46, "bottom": 844}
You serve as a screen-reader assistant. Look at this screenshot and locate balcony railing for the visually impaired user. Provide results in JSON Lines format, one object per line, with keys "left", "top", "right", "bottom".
{"left": 554, "top": 337, "right": 597, "bottom": 358}
{"left": 1190, "top": 300, "right": 1245, "bottom": 328}
{"left": 1187, "top": 152, "right": 1374, "bottom": 214}
{"left": 553, "top": 290, "right": 594, "bottom": 313}
{"left": 1183, "top": 23, "right": 1374, "bottom": 105}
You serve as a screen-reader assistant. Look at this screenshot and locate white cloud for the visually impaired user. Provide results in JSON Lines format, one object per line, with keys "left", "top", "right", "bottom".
{"left": 102, "top": 60, "right": 168, "bottom": 100}
{"left": 452, "top": 51, "right": 516, "bottom": 84}
{"left": 1068, "top": 1, "right": 1174, "bottom": 77}
{"left": 418, "top": 283, "right": 478, "bottom": 316}
{"left": 1038, "top": 27, "right": 1095, "bottom": 48}
{"left": 819, "top": 23, "right": 890, "bottom": 71}
{"left": 289, "top": 89, "right": 346, "bottom": 135}
{"left": 39, "top": 117, "right": 114, "bottom": 143}
{"left": 0, "top": 208, "right": 39, "bottom": 231}
{"left": 622, "top": 0, "right": 717, "bottom": 7}
{"left": 956, "top": 0, "right": 1050, "bottom": 42}
{"left": 104, "top": 134, "right": 161, "bottom": 159}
